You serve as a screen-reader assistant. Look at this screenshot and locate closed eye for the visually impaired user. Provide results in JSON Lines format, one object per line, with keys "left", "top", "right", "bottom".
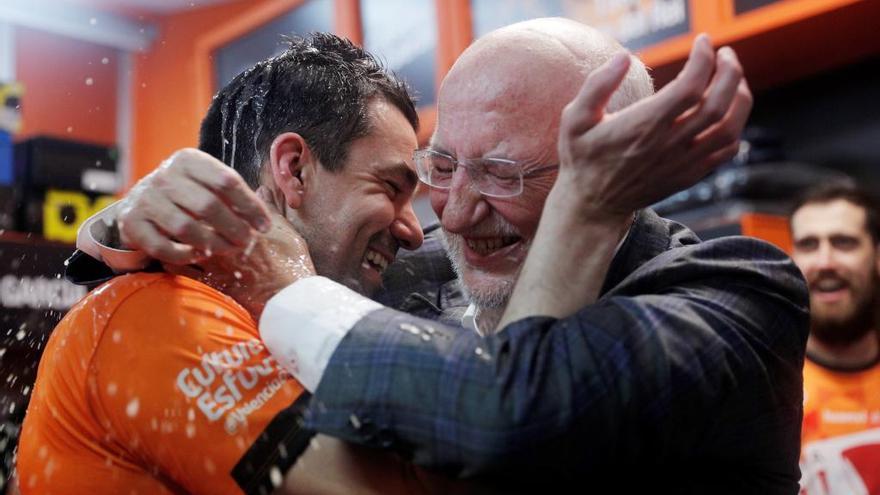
{"left": 384, "top": 180, "right": 402, "bottom": 197}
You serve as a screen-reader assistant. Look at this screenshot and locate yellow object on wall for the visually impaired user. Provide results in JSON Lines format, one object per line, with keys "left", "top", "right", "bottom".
{"left": 43, "top": 190, "right": 115, "bottom": 243}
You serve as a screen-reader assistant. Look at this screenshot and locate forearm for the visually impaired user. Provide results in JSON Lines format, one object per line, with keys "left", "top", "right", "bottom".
{"left": 498, "top": 185, "right": 630, "bottom": 329}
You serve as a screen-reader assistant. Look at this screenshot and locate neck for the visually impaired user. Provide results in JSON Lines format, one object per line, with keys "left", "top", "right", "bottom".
{"left": 807, "top": 329, "right": 880, "bottom": 370}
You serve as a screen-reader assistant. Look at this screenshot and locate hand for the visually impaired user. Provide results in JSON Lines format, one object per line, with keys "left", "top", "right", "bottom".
{"left": 165, "top": 187, "right": 315, "bottom": 319}
{"left": 556, "top": 34, "right": 752, "bottom": 220}
{"left": 118, "top": 148, "right": 271, "bottom": 264}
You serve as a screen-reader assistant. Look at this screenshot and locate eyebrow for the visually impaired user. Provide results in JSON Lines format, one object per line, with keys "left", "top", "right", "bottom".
{"left": 381, "top": 161, "right": 419, "bottom": 190}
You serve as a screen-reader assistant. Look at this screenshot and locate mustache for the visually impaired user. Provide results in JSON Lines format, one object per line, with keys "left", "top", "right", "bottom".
{"left": 808, "top": 270, "right": 850, "bottom": 287}
{"left": 441, "top": 217, "right": 521, "bottom": 242}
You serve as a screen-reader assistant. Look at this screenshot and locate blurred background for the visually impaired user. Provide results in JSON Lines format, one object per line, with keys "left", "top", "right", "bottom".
{"left": 0, "top": 0, "right": 878, "bottom": 488}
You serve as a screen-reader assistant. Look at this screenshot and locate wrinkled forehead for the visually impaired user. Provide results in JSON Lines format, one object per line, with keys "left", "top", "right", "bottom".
{"left": 434, "top": 45, "right": 586, "bottom": 158}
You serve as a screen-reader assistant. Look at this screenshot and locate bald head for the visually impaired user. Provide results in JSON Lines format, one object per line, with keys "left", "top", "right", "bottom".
{"left": 434, "top": 18, "right": 653, "bottom": 159}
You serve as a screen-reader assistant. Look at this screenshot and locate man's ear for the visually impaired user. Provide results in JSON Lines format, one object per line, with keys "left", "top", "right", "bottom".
{"left": 269, "top": 132, "right": 314, "bottom": 210}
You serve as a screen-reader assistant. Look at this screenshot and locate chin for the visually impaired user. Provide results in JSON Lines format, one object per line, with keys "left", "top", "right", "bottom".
{"left": 461, "top": 270, "right": 514, "bottom": 309}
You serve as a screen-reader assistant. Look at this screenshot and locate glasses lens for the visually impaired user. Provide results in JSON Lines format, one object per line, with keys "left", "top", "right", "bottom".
{"left": 475, "top": 159, "right": 522, "bottom": 197}
{"left": 426, "top": 153, "right": 455, "bottom": 188}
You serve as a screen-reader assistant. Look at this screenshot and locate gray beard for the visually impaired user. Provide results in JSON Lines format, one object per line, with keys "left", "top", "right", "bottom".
{"left": 439, "top": 227, "right": 517, "bottom": 311}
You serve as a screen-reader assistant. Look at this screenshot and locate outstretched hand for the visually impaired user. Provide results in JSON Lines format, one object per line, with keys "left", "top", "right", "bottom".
{"left": 556, "top": 34, "right": 751, "bottom": 220}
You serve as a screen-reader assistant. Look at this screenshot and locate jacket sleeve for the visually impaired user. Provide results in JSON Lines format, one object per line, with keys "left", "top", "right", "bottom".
{"left": 304, "top": 237, "right": 809, "bottom": 482}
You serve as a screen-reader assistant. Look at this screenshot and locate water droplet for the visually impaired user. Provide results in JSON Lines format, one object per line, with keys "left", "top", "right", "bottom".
{"left": 101, "top": 57, "right": 109, "bottom": 64}
{"left": 233, "top": 271, "right": 242, "bottom": 280}
{"left": 214, "top": 308, "right": 223, "bottom": 319}
{"left": 349, "top": 414, "right": 361, "bottom": 429}
{"left": 89, "top": 17, "right": 97, "bottom": 25}
{"left": 269, "top": 466, "right": 283, "bottom": 487}
{"left": 111, "top": 330, "right": 122, "bottom": 343}
{"left": 85, "top": 77, "right": 94, "bottom": 86}
{"left": 126, "top": 398, "right": 140, "bottom": 417}
{"left": 15, "top": 329, "right": 26, "bottom": 341}
{"left": 106, "top": 382, "right": 117, "bottom": 396}
{"left": 475, "top": 347, "right": 491, "bottom": 361}
{"left": 66, "top": 126, "right": 74, "bottom": 133}
{"left": 399, "top": 323, "right": 421, "bottom": 335}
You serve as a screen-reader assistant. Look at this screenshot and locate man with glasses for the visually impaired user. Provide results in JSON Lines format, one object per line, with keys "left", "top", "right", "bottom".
{"left": 79, "top": 19, "right": 808, "bottom": 492}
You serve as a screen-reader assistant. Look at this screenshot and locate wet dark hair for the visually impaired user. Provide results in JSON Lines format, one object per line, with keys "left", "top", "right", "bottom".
{"left": 198, "top": 32, "right": 419, "bottom": 188}
{"left": 790, "top": 181, "right": 880, "bottom": 243}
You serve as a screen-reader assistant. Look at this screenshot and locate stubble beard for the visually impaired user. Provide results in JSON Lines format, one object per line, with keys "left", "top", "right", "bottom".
{"left": 810, "top": 274, "right": 879, "bottom": 346}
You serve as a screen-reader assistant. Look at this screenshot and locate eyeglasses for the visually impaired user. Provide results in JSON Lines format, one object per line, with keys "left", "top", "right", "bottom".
{"left": 413, "top": 149, "right": 558, "bottom": 198}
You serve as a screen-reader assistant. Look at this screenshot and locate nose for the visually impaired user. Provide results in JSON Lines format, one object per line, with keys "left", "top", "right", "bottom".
{"left": 438, "top": 166, "right": 489, "bottom": 234}
{"left": 815, "top": 242, "right": 837, "bottom": 269}
{"left": 391, "top": 202, "right": 424, "bottom": 251}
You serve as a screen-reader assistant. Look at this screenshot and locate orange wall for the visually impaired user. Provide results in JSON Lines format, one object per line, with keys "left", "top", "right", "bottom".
{"left": 129, "top": 0, "right": 280, "bottom": 185}
{"left": 14, "top": 26, "right": 118, "bottom": 146}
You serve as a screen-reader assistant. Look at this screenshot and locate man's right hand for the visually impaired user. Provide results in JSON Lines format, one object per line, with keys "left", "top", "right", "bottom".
{"left": 118, "top": 148, "right": 271, "bottom": 265}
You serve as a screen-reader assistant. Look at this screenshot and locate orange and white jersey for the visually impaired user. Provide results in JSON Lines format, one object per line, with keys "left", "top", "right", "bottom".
{"left": 17, "top": 273, "right": 307, "bottom": 494}
{"left": 800, "top": 356, "right": 880, "bottom": 495}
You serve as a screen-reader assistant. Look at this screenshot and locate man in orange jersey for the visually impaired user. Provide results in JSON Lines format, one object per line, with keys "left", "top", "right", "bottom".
{"left": 790, "top": 183, "right": 880, "bottom": 494}
{"left": 16, "top": 33, "right": 453, "bottom": 494}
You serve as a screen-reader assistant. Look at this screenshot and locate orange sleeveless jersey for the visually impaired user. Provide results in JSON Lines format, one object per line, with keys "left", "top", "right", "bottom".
{"left": 17, "top": 273, "right": 308, "bottom": 495}
{"left": 800, "top": 356, "right": 880, "bottom": 494}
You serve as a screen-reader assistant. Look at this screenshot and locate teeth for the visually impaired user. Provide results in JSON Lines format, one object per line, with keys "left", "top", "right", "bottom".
{"left": 364, "top": 249, "right": 389, "bottom": 272}
{"left": 465, "top": 237, "right": 517, "bottom": 255}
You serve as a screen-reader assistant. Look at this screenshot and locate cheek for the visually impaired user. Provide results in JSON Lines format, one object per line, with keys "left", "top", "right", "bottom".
{"left": 429, "top": 189, "right": 448, "bottom": 217}
{"left": 488, "top": 200, "right": 542, "bottom": 239}
{"left": 359, "top": 196, "right": 397, "bottom": 231}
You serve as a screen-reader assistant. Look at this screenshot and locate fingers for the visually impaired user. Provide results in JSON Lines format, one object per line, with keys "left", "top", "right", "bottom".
{"left": 688, "top": 78, "right": 752, "bottom": 161}
{"left": 561, "top": 53, "right": 632, "bottom": 136}
{"left": 671, "top": 46, "right": 744, "bottom": 143}
{"left": 648, "top": 33, "right": 716, "bottom": 122}
{"left": 119, "top": 216, "right": 199, "bottom": 265}
{"left": 158, "top": 175, "right": 256, "bottom": 247}
{"left": 172, "top": 149, "right": 271, "bottom": 233}
{"left": 120, "top": 195, "right": 237, "bottom": 265}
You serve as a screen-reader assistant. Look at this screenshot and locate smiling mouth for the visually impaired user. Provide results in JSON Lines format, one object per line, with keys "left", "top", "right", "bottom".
{"left": 813, "top": 278, "right": 848, "bottom": 293}
{"left": 465, "top": 236, "right": 520, "bottom": 256}
{"left": 362, "top": 248, "right": 391, "bottom": 274}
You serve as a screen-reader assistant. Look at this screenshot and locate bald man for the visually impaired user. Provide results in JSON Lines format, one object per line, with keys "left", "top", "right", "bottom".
{"left": 89, "top": 19, "right": 808, "bottom": 494}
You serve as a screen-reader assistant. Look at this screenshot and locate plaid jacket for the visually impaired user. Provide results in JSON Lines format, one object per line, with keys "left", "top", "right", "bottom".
{"left": 306, "top": 209, "right": 810, "bottom": 494}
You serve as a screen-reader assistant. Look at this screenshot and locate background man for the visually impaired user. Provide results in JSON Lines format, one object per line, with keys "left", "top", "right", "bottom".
{"left": 105, "top": 19, "right": 809, "bottom": 493}
{"left": 17, "top": 33, "right": 446, "bottom": 495}
{"left": 790, "top": 183, "right": 880, "bottom": 494}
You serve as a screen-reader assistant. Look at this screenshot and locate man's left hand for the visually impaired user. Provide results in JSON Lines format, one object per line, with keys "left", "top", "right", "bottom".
{"left": 557, "top": 34, "right": 752, "bottom": 220}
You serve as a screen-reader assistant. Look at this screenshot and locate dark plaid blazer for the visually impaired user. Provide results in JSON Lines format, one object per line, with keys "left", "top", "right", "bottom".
{"left": 310, "top": 209, "right": 810, "bottom": 493}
